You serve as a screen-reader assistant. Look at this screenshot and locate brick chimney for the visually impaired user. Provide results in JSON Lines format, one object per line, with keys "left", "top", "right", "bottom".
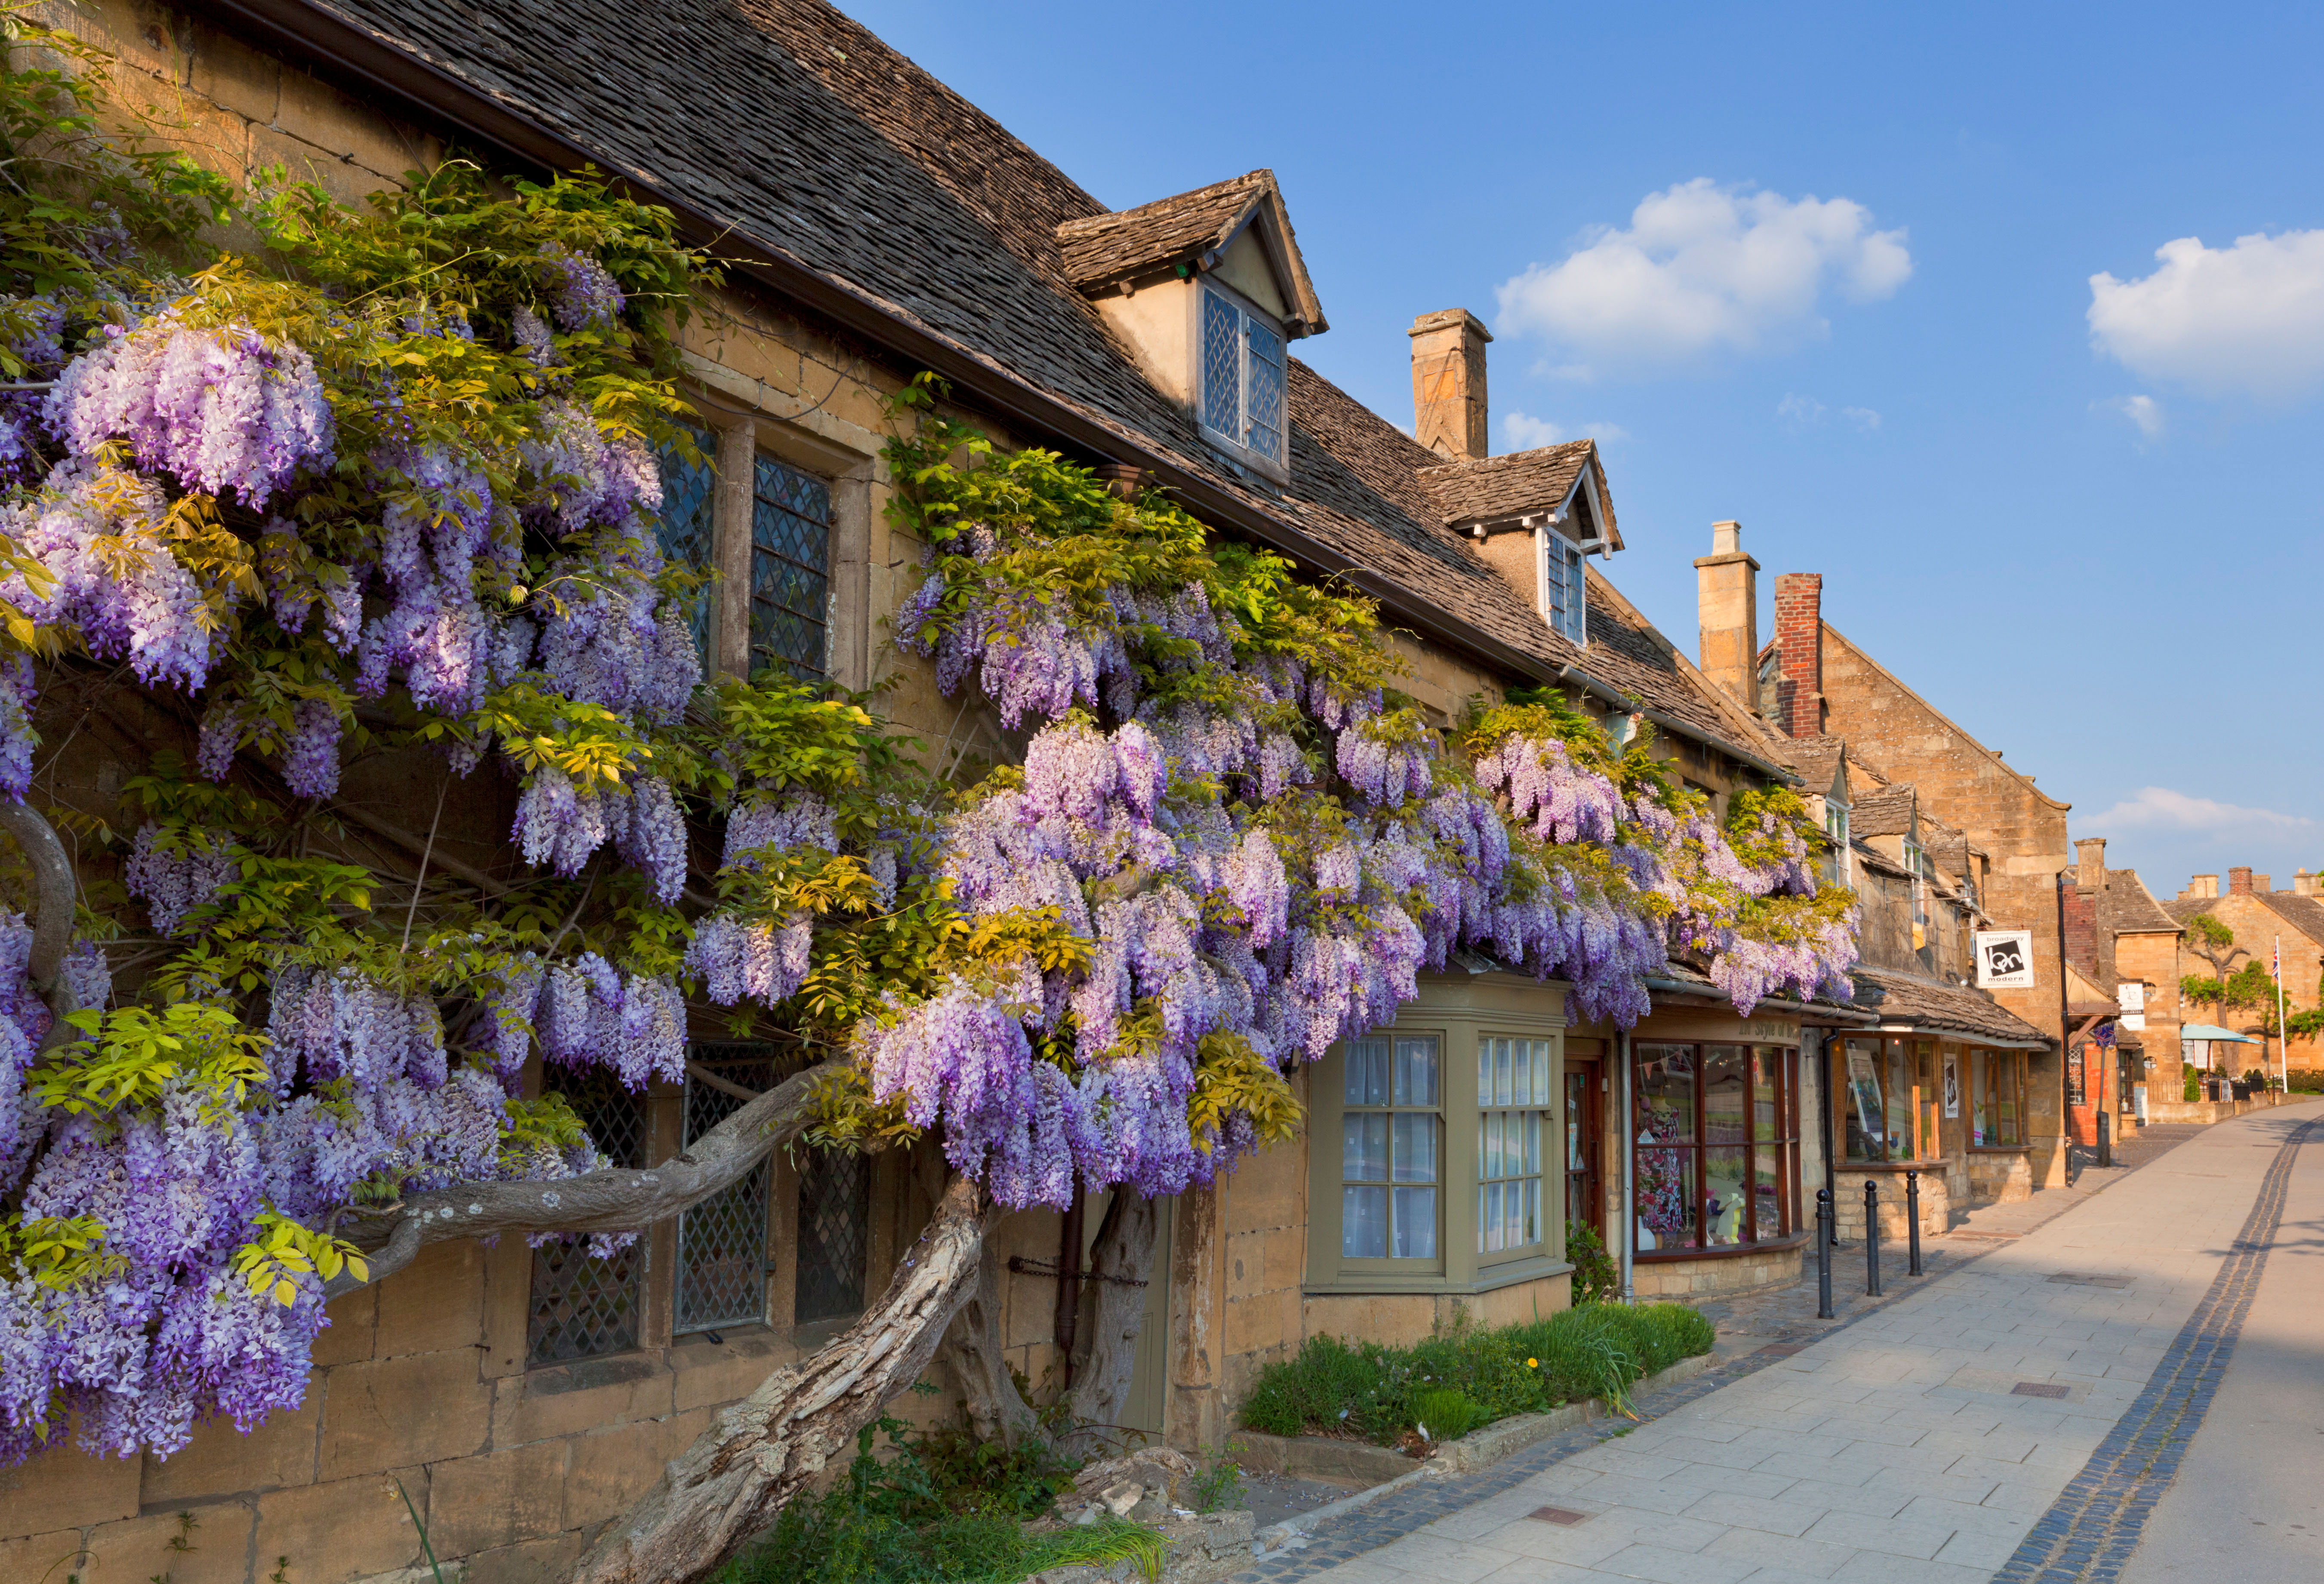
{"left": 1694, "top": 522, "right": 1761, "bottom": 713}
{"left": 2229, "top": 866, "right": 2254, "bottom": 895}
{"left": 1771, "top": 573, "right": 1824, "bottom": 738}
{"left": 2075, "top": 837, "right": 2106, "bottom": 895}
{"left": 1409, "top": 309, "right": 1491, "bottom": 460}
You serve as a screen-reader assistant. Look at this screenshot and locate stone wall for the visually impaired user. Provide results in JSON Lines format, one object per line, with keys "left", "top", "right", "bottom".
{"left": 1630, "top": 1244, "right": 1803, "bottom": 1301}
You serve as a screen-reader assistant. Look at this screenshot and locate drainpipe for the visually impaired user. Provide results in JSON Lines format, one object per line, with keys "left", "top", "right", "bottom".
{"left": 1617, "top": 1028, "right": 1635, "bottom": 1303}
{"left": 2055, "top": 874, "right": 2072, "bottom": 1172}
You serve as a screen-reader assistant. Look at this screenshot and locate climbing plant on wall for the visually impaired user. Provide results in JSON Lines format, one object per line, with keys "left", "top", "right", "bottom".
{"left": 0, "top": 12, "right": 1857, "bottom": 1577}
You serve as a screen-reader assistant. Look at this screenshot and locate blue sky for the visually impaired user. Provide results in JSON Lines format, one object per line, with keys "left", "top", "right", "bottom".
{"left": 838, "top": 0, "right": 2324, "bottom": 898}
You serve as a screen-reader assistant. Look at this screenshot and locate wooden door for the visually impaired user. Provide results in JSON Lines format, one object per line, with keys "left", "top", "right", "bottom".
{"left": 1564, "top": 1059, "right": 1604, "bottom": 1244}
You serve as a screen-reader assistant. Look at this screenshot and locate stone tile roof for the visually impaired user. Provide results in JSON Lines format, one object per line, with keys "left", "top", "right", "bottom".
{"left": 1417, "top": 442, "right": 1620, "bottom": 546}
{"left": 287, "top": 0, "right": 1776, "bottom": 772}
{"left": 2100, "top": 870, "right": 2182, "bottom": 936}
{"left": 1850, "top": 966, "right": 2053, "bottom": 1046}
{"left": 2165, "top": 898, "right": 2215, "bottom": 923}
{"left": 2259, "top": 891, "right": 2324, "bottom": 944}
{"left": 1851, "top": 785, "right": 1918, "bottom": 839}
{"left": 1775, "top": 735, "right": 1846, "bottom": 797}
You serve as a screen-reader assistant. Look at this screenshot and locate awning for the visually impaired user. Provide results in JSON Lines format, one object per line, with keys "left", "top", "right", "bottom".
{"left": 2179, "top": 1023, "right": 2261, "bottom": 1044}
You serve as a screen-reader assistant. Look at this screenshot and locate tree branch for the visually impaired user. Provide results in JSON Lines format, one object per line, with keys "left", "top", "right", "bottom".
{"left": 323, "top": 1057, "right": 840, "bottom": 1300}
{"left": 570, "top": 1172, "right": 990, "bottom": 1584}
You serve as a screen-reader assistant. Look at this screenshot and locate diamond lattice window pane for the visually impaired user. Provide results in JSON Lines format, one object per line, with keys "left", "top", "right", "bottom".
{"left": 1246, "top": 321, "right": 1284, "bottom": 461}
{"left": 527, "top": 1070, "right": 649, "bottom": 1366}
{"left": 1201, "top": 290, "right": 1242, "bottom": 437}
{"left": 657, "top": 424, "right": 717, "bottom": 667}
{"left": 796, "top": 1146, "right": 871, "bottom": 1324}
{"left": 750, "top": 456, "right": 830, "bottom": 681}
{"left": 676, "top": 1052, "right": 779, "bottom": 1333}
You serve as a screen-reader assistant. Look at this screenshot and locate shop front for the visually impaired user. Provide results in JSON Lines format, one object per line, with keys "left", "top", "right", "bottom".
{"left": 1573, "top": 973, "right": 1864, "bottom": 1302}
{"left": 1827, "top": 968, "right": 2055, "bottom": 1239}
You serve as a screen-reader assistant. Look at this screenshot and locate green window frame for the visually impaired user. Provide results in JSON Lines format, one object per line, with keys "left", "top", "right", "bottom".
{"left": 1306, "top": 975, "right": 1570, "bottom": 1296}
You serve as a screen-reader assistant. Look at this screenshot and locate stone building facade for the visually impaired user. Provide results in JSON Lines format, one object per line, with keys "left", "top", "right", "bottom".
{"left": 0, "top": 3, "right": 1847, "bottom": 1581}
{"left": 2168, "top": 866, "right": 2324, "bottom": 1082}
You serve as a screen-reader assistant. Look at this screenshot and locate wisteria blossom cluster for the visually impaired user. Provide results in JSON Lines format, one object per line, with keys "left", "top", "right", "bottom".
{"left": 0, "top": 154, "right": 720, "bottom": 1467}
{"left": 875, "top": 473, "right": 1858, "bottom": 1209}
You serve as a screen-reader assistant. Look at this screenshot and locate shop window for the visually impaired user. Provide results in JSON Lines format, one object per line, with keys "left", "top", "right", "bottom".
{"left": 675, "top": 1046, "right": 779, "bottom": 1333}
{"left": 1634, "top": 1043, "right": 1799, "bottom": 1255}
{"left": 1477, "top": 1037, "right": 1553, "bottom": 1255}
{"left": 1839, "top": 1036, "right": 1944, "bottom": 1161}
{"left": 751, "top": 455, "right": 831, "bottom": 680}
{"left": 527, "top": 1067, "right": 650, "bottom": 1366}
{"left": 1342, "top": 1033, "right": 1441, "bottom": 1259}
{"left": 1971, "top": 1049, "right": 2025, "bottom": 1146}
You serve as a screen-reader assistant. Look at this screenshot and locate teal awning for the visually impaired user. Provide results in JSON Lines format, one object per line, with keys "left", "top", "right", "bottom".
{"left": 2179, "top": 1023, "right": 2261, "bottom": 1044}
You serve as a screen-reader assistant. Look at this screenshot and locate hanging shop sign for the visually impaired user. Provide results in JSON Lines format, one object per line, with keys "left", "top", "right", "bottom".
{"left": 1974, "top": 930, "right": 2036, "bottom": 989}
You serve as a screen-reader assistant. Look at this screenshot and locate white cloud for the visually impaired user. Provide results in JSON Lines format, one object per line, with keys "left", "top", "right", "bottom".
{"left": 2088, "top": 230, "right": 2324, "bottom": 400}
{"left": 1776, "top": 395, "right": 1880, "bottom": 432}
{"left": 1496, "top": 178, "right": 1912, "bottom": 377}
{"left": 2099, "top": 394, "right": 2164, "bottom": 439}
{"left": 2085, "top": 787, "right": 2312, "bottom": 833}
{"left": 1501, "top": 411, "right": 1629, "bottom": 450}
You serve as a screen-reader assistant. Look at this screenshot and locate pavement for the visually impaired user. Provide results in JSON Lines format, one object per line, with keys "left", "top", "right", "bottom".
{"left": 1236, "top": 1101, "right": 2324, "bottom": 1584}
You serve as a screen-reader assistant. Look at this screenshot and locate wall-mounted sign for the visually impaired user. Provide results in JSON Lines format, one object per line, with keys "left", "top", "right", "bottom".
{"left": 1974, "top": 930, "right": 2036, "bottom": 989}
{"left": 2119, "top": 982, "right": 2146, "bottom": 1013}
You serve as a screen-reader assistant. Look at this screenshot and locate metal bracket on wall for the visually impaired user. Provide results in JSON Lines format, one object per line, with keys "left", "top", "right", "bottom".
{"left": 1007, "top": 1255, "right": 1148, "bottom": 1288}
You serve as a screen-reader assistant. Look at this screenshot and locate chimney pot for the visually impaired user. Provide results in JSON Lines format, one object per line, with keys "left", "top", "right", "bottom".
{"left": 1771, "top": 572, "right": 1824, "bottom": 738}
{"left": 1693, "top": 521, "right": 1760, "bottom": 714}
{"left": 1409, "top": 309, "right": 1492, "bottom": 461}
{"left": 2229, "top": 866, "right": 2254, "bottom": 896}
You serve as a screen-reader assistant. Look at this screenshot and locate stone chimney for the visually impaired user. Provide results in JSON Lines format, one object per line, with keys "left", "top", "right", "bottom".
{"left": 1771, "top": 573, "right": 1824, "bottom": 738}
{"left": 2075, "top": 837, "right": 2106, "bottom": 895}
{"left": 1693, "top": 522, "right": 1761, "bottom": 713}
{"left": 2184, "top": 874, "right": 2219, "bottom": 900}
{"left": 2297, "top": 870, "right": 2317, "bottom": 896}
{"left": 2229, "top": 866, "right": 2254, "bottom": 896}
{"left": 2255, "top": 874, "right": 2272, "bottom": 895}
{"left": 1409, "top": 309, "right": 1491, "bottom": 460}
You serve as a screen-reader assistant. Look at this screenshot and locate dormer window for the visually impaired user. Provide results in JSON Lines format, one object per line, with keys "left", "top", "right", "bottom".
{"left": 1543, "top": 529, "right": 1586, "bottom": 644}
{"left": 1200, "top": 284, "right": 1287, "bottom": 468}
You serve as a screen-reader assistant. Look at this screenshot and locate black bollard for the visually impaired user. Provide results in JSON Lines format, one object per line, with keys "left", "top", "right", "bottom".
{"left": 1863, "top": 1178, "right": 1882, "bottom": 1296}
{"left": 2098, "top": 1110, "right": 2112, "bottom": 1169}
{"left": 1816, "top": 1189, "right": 1835, "bottom": 1319}
{"left": 1905, "top": 1170, "right": 1924, "bottom": 1277}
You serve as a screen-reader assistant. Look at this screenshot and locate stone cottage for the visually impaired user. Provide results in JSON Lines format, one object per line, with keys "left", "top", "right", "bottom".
{"left": 3, "top": 2, "right": 1852, "bottom": 1581}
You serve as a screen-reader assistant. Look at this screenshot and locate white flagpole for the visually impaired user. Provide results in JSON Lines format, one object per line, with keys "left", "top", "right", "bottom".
{"left": 2276, "top": 935, "right": 2289, "bottom": 1094}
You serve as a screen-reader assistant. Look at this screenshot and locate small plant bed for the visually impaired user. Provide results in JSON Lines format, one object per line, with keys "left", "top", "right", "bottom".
{"left": 1238, "top": 1301, "right": 1716, "bottom": 1451}
{"left": 716, "top": 1418, "right": 1165, "bottom": 1584}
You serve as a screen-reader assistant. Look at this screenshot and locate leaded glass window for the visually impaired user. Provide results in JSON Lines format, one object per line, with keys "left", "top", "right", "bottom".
{"left": 750, "top": 456, "right": 831, "bottom": 680}
{"left": 527, "top": 1067, "right": 650, "bottom": 1366}
{"left": 1197, "top": 286, "right": 1287, "bottom": 467}
{"left": 1544, "top": 532, "right": 1586, "bottom": 643}
{"left": 795, "top": 1147, "right": 871, "bottom": 1325}
{"left": 675, "top": 1047, "right": 777, "bottom": 1333}
{"left": 657, "top": 422, "right": 717, "bottom": 667}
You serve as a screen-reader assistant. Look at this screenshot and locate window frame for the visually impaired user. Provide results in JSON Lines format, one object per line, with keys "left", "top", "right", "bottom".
{"left": 1338, "top": 1031, "right": 1446, "bottom": 1267}
{"left": 1305, "top": 976, "right": 1570, "bottom": 1297}
{"left": 1541, "top": 527, "right": 1588, "bottom": 645}
{"left": 1968, "top": 1046, "right": 2028, "bottom": 1150}
{"left": 1194, "top": 280, "right": 1291, "bottom": 479}
{"left": 1476, "top": 1035, "right": 1556, "bottom": 1267}
{"left": 1630, "top": 1042, "right": 1802, "bottom": 1260}
{"left": 1835, "top": 1035, "right": 1952, "bottom": 1164}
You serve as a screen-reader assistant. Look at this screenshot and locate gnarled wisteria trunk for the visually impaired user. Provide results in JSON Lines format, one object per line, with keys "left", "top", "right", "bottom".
{"left": 568, "top": 1172, "right": 992, "bottom": 1584}
{"left": 1060, "top": 1189, "right": 1160, "bottom": 1460}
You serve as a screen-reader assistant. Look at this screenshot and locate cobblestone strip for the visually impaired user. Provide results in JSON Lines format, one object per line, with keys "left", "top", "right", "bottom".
{"left": 1223, "top": 1251, "right": 1970, "bottom": 1584}
{"left": 1990, "top": 1119, "right": 2319, "bottom": 1584}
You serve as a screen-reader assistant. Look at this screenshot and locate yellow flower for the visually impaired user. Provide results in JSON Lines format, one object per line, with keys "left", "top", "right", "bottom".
{"left": 1527, "top": 1358, "right": 1539, "bottom": 1368}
